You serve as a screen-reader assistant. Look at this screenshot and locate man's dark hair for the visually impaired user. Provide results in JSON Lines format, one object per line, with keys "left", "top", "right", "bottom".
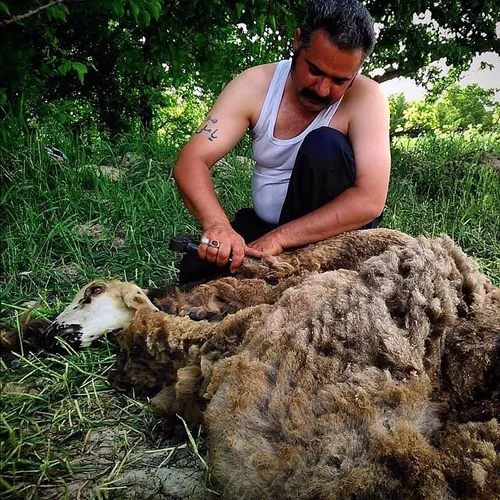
{"left": 299, "top": 0, "right": 376, "bottom": 62}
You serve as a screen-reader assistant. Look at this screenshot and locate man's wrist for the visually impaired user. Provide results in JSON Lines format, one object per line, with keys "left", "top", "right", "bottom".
{"left": 201, "top": 216, "right": 231, "bottom": 231}
{"left": 272, "top": 226, "right": 290, "bottom": 250}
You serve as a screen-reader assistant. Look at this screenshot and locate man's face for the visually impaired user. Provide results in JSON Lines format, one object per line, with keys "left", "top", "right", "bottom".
{"left": 291, "top": 28, "right": 363, "bottom": 112}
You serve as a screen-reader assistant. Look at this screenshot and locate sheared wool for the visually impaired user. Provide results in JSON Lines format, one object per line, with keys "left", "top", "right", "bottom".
{"left": 110, "top": 232, "right": 499, "bottom": 499}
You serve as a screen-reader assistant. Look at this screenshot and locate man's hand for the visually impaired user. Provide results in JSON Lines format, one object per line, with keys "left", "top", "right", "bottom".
{"left": 199, "top": 223, "right": 247, "bottom": 273}
{"left": 246, "top": 232, "right": 284, "bottom": 257}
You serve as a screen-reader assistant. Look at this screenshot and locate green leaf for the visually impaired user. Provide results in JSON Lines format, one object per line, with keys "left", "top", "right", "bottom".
{"left": 130, "top": 1, "right": 140, "bottom": 21}
{"left": 48, "top": 5, "right": 67, "bottom": 22}
{"left": 0, "top": 1, "right": 11, "bottom": 16}
{"left": 72, "top": 62, "right": 88, "bottom": 84}
{"left": 256, "top": 15, "right": 266, "bottom": 34}
{"left": 110, "top": 0, "right": 125, "bottom": 17}
{"left": 148, "top": 0, "right": 161, "bottom": 19}
{"left": 138, "top": 10, "right": 151, "bottom": 26}
{"left": 57, "top": 60, "right": 72, "bottom": 75}
{"left": 269, "top": 15, "right": 276, "bottom": 31}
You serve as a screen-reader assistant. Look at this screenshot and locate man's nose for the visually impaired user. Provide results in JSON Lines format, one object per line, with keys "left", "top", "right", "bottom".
{"left": 315, "top": 77, "right": 330, "bottom": 97}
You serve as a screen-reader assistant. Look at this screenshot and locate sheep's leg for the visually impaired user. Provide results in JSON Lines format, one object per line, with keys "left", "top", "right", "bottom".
{"left": 149, "top": 276, "right": 302, "bottom": 322}
{"left": 147, "top": 230, "right": 412, "bottom": 321}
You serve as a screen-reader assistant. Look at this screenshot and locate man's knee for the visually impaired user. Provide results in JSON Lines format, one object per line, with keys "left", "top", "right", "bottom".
{"left": 298, "top": 127, "right": 354, "bottom": 176}
{"left": 279, "top": 127, "right": 357, "bottom": 223}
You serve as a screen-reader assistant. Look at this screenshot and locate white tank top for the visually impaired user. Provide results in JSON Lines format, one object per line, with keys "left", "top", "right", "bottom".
{"left": 250, "top": 59, "right": 342, "bottom": 224}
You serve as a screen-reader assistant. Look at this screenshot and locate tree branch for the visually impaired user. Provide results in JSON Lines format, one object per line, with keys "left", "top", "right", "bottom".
{"left": 0, "top": 0, "right": 87, "bottom": 27}
{"left": 373, "top": 69, "right": 407, "bottom": 84}
{"left": 373, "top": 51, "right": 452, "bottom": 83}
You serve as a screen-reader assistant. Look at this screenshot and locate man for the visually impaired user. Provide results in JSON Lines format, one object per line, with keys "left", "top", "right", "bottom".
{"left": 173, "top": 0, "right": 390, "bottom": 284}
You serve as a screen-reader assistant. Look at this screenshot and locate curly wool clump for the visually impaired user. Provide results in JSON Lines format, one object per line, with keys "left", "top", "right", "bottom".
{"left": 110, "top": 232, "right": 499, "bottom": 499}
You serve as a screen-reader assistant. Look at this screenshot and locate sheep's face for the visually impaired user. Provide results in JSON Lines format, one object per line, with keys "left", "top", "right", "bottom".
{"left": 46, "top": 281, "right": 158, "bottom": 349}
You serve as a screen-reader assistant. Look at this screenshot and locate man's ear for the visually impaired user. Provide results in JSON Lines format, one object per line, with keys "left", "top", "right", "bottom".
{"left": 293, "top": 28, "right": 301, "bottom": 51}
{"left": 121, "top": 284, "right": 159, "bottom": 311}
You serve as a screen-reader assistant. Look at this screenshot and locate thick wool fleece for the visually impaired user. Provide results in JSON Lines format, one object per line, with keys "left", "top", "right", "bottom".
{"left": 146, "top": 228, "right": 414, "bottom": 322}
{"left": 204, "top": 236, "right": 498, "bottom": 499}
{"left": 111, "top": 232, "right": 499, "bottom": 499}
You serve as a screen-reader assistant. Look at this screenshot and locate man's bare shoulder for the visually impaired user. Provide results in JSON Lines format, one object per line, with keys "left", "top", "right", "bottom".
{"left": 234, "top": 63, "right": 277, "bottom": 99}
{"left": 346, "top": 74, "right": 385, "bottom": 103}
{"left": 232, "top": 63, "right": 278, "bottom": 124}
{"left": 332, "top": 75, "right": 387, "bottom": 133}
{"left": 239, "top": 62, "right": 278, "bottom": 84}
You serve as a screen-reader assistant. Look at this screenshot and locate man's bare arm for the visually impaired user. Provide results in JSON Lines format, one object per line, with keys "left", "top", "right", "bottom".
{"left": 173, "top": 68, "right": 266, "bottom": 270}
{"left": 246, "top": 79, "right": 391, "bottom": 255}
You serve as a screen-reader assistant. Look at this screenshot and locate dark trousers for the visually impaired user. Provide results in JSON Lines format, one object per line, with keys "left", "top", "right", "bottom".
{"left": 178, "top": 127, "right": 382, "bottom": 284}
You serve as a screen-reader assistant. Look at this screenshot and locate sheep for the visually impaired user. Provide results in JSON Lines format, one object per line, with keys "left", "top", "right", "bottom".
{"left": 11, "top": 228, "right": 498, "bottom": 497}
{"left": 39, "top": 228, "right": 413, "bottom": 350}
{"left": 109, "top": 233, "right": 500, "bottom": 499}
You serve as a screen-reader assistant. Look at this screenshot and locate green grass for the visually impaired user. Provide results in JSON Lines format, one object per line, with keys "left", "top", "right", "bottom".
{"left": 0, "top": 123, "right": 254, "bottom": 308}
{"left": 386, "top": 133, "right": 500, "bottom": 280}
{"left": 0, "top": 343, "right": 155, "bottom": 499}
{"left": 1, "top": 119, "right": 499, "bottom": 497}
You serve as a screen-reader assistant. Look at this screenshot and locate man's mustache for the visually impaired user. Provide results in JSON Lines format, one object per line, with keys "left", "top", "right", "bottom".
{"left": 300, "top": 87, "right": 332, "bottom": 105}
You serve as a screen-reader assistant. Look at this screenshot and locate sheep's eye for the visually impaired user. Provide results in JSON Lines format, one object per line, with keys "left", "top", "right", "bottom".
{"left": 85, "top": 284, "right": 105, "bottom": 297}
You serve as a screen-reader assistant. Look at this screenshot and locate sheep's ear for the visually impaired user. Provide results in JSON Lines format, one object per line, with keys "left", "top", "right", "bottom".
{"left": 121, "top": 284, "right": 159, "bottom": 311}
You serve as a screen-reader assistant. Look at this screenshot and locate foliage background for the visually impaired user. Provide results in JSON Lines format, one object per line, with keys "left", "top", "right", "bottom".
{"left": 1, "top": 0, "right": 499, "bottom": 134}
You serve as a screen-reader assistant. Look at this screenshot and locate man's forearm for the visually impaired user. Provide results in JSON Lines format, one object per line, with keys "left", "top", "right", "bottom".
{"left": 273, "top": 186, "right": 383, "bottom": 248}
{"left": 173, "top": 151, "right": 251, "bottom": 272}
{"left": 172, "top": 157, "right": 230, "bottom": 230}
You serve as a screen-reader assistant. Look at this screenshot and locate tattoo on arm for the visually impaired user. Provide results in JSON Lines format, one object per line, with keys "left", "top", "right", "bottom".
{"left": 195, "top": 115, "right": 219, "bottom": 142}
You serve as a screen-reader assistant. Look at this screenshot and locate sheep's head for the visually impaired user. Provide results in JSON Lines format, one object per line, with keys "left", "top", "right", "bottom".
{"left": 45, "top": 280, "right": 158, "bottom": 349}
